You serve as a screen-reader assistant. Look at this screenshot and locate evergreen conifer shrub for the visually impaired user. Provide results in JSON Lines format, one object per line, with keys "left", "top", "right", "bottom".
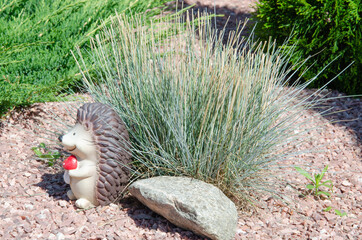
{"left": 254, "top": 0, "right": 361, "bottom": 95}
{"left": 0, "top": 0, "right": 167, "bottom": 116}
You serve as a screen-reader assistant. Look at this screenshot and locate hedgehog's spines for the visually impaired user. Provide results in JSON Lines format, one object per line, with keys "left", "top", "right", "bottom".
{"left": 77, "top": 103, "right": 131, "bottom": 206}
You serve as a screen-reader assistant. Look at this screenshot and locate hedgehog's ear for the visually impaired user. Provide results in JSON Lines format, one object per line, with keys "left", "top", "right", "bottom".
{"left": 83, "top": 122, "right": 90, "bottom": 131}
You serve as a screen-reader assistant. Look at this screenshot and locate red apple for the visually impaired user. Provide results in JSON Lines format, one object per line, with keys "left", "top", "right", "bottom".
{"left": 63, "top": 155, "right": 78, "bottom": 170}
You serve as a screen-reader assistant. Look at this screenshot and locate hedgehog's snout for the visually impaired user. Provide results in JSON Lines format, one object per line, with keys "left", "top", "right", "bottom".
{"left": 58, "top": 135, "right": 63, "bottom": 142}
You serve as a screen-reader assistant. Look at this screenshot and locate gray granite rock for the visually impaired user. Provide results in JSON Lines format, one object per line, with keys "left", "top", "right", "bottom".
{"left": 129, "top": 176, "right": 237, "bottom": 240}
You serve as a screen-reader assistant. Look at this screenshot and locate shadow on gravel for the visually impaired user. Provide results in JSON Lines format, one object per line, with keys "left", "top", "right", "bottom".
{"left": 37, "top": 172, "right": 69, "bottom": 201}
{"left": 0, "top": 104, "right": 46, "bottom": 136}
{"left": 298, "top": 89, "right": 361, "bottom": 145}
{"left": 120, "top": 196, "right": 206, "bottom": 239}
{"left": 169, "top": 0, "right": 257, "bottom": 42}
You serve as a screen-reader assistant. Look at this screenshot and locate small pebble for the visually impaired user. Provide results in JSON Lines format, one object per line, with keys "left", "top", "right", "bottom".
{"left": 3, "top": 202, "right": 10, "bottom": 208}
{"left": 236, "top": 229, "right": 246, "bottom": 234}
{"left": 58, "top": 200, "right": 67, "bottom": 207}
{"left": 109, "top": 203, "right": 118, "bottom": 209}
{"left": 56, "top": 232, "right": 65, "bottom": 240}
{"left": 341, "top": 180, "right": 352, "bottom": 187}
{"left": 37, "top": 213, "right": 46, "bottom": 219}
{"left": 48, "top": 233, "right": 56, "bottom": 240}
{"left": 24, "top": 204, "right": 34, "bottom": 210}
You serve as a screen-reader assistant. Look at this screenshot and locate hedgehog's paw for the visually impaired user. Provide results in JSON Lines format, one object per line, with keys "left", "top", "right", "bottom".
{"left": 75, "top": 198, "right": 94, "bottom": 209}
{"left": 67, "top": 190, "right": 76, "bottom": 200}
{"left": 63, "top": 171, "right": 70, "bottom": 184}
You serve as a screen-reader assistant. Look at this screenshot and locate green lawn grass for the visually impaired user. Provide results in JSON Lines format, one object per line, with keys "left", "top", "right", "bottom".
{"left": 0, "top": 0, "right": 167, "bottom": 115}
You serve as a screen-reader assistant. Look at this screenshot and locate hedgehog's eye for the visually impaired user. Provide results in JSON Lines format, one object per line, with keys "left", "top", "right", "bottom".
{"left": 73, "top": 132, "right": 76, "bottom": 135}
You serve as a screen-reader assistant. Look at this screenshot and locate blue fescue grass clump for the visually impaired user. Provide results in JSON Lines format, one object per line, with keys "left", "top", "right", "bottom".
{"left": 0, "top": 0, "right": 167, "bottom": 115}
{"left": 73, "top": 12, "right": 326, "bottom": 204}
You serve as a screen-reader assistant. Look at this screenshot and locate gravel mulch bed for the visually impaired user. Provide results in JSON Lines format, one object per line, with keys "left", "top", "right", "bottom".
{"left": 0, "top": 89, "right": 360, "bottom": 240}
{"left": 1, "top": 1, "right": 361, "bottom": 239}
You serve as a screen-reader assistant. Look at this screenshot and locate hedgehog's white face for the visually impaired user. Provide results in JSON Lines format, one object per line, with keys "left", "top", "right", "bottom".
{"left": 59, "top": 123, "right": 97, "bottom": 161}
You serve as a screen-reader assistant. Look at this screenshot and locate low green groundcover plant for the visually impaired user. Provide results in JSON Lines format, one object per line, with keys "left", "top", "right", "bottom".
{"left": 295, "top": 165, "right": 333, "bottom": 198}
{"left": 71, "top": 12, "right": 331, "bottom": 204}
{"left": 0, "top": 0, "right": 167, "bottom": 116}
{"left": 254, "top": 0, "right": 361, "bottom": 95}
{"left": 323, "top": 206, "right": 348, "bottom": 217}
{"left": 32, "top": 142, "right": 61, "bottom": 167}
{"left": 295, "top": 165, "right": 347, "bottom": 217}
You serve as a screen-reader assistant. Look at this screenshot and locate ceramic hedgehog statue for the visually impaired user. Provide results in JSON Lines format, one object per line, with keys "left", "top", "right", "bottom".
{"left": 58, "top": 102, "right": 131, "bottom": 209}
